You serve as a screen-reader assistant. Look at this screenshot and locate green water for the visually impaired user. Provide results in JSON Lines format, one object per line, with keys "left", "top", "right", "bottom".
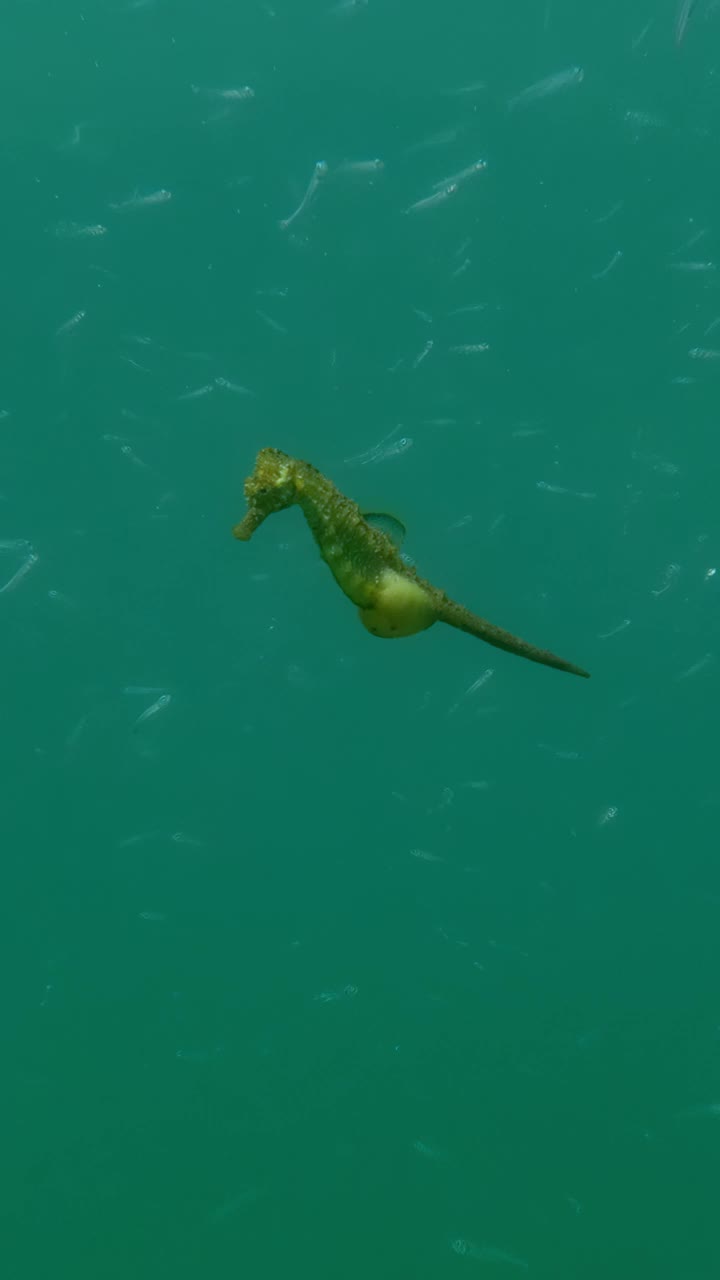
{"left": 4, "top": 1, "right": 719, "bottom": 1276}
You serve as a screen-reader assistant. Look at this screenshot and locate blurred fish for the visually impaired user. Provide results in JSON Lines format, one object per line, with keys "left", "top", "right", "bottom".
{"left": 508, "top": 66, "right": 584, "bottom": 111}
{"left": 675, "top": 0, "right": 697, "bottom": 45}
{"left": 133, "top": 693, "right": 171, "bottom": 728}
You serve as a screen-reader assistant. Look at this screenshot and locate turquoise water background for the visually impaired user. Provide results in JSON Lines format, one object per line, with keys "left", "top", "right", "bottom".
{"left": 4, "top": 1, "right": 720, "bottom": 1276}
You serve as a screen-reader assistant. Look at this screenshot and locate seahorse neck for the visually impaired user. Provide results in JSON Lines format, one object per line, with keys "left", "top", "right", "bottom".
{"left": 291, "top": 459, "right": 344, "bottom": 545}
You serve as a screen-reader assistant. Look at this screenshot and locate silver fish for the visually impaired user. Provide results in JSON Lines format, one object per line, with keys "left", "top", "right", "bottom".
{"left": 508, "top": 66, "right": 584, "bottom": 111}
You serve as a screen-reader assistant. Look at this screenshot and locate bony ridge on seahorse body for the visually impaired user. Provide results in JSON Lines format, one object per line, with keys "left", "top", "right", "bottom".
{"left": 232, "top": 447, "right": 590, "bottom": 679}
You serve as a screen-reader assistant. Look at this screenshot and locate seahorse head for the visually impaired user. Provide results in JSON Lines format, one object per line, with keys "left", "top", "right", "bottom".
{"left": 232, "top": 448, "right": 298, "bottom": 540}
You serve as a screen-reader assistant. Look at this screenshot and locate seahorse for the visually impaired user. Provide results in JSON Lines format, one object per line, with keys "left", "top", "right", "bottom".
{"left": 232, "top": 447, "right": 590, "bottom": 679}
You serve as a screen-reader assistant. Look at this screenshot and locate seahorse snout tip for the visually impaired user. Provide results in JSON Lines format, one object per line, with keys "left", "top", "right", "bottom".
{"left": 232, "top": 508, "right": 266, "bottom": 541}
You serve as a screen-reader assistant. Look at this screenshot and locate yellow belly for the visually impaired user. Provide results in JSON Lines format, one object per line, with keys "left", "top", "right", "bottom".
{"left": 358, "top": 572, "right": 436, "bottom": 639}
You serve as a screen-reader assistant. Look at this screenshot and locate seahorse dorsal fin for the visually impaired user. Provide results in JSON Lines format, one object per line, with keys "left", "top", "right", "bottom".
{"left": 363, "top": 511, "right": 406, "bottom": 549}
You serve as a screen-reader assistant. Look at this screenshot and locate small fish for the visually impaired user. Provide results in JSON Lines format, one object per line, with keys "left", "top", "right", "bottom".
{"left": 177, "top": 383, "right": 215, "bottom": 402}
{"left": 0, "top": 549, "right": 39, "bottom": 594}
{"left": 670, "top": 261, "right": 715, "bottom": 272}
{"left": 256, "top": 309, "right": 288, "bottom": 335}
{"left": 451, "top": 1240, "right": 529, "bottom": 1269}
{"left": 592, "top": 249, "right": 623, "bottom": 280}
{"left": 409, "top": 848, "right": 445, "bottom": 863}
{"left": 676, "top": 653, "right": 713, "bottom": 680}
{"left": 191, "top": 84, "right": 255, "bottom": 102}
{"left": 432, "top": 159, "right": 487, "bottom": 191}
{"left": 109, "top": 188, "right": 172, "bottom": 212}
{"left": 55, "top": 309, "right": 86, "bottom": 338}
{"left": 176, "top": 1046, "right": 222, "bottom": 1063}
{"left": 405, "top": 182, "right": 458, "bottom": 214}
{"left": 597, "top": 618, "right": 631, "bottom": 639}
{"left": 343, "top": 427, "right": 413, "bottom": 466}
{"left": 214, "top": 377, "right": 256, "bottom": 396}
{"left": 336, "top": 158, "right": 384, "bottom": 178}
{"left": 508, "top": 65, "right": 584, "bottom": 111}
{"left": 133, "top": 692, "right": 171, "bottom": 728}
{"left": 54, "top": 221, "right": 108, "bottom": 239}
{"left": 447, "top": 669, "right": 495, "bottom": 715}
{"left": 449, "top": 303, "right": 487, "bottom": 316}
{"left": 412, "top": 338, "right": 434, "bottom": 368}
{"left": 675, "top": 0, "right": 697, "bottom": 46}
{"left": 404, "top": 128, "right": 459, "bottom": 157}
{"left": 443, "top": 80, "right": 487, "bottom": 97}
{"left": 279, "top": 161, "right": 328, "bottom": 231}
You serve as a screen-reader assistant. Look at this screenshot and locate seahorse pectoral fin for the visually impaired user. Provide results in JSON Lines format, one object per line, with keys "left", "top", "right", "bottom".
{"left": 437, "top": 595, "right": 590, "bottom": 678}
{"left": 362, "top": 512, "right": 407, "bottom": 549}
